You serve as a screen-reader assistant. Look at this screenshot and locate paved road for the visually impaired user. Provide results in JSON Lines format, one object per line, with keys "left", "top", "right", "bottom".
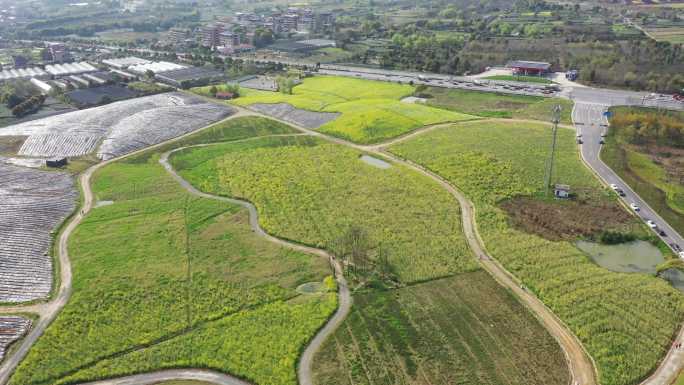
{"left": 572, "top": 101, "right": 684, "bottom": 385}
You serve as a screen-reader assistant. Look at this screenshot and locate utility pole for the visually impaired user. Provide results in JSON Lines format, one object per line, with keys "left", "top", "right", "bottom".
{"left": 543, "top": 104, "right": 562, "bottom": 195}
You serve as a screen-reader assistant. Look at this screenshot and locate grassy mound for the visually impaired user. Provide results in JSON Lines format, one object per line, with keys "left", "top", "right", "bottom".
{"left": 170, "top": 135, "right": 477, "bottom": 283}
{"left": 389, "top": 120, "right": 684, "bottom": 385}
{"left": 10, "top": 118, "right": 336, "bottom": 385}
{"left": 313, "top": 271, "right": 570, "bottom": 385}
{"left": 194, "top": 76, "right": 477, "bottom": 144}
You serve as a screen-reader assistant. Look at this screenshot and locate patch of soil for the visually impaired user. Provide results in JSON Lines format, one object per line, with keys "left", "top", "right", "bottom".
{"left": 0, "top": 136, "right": 27, "bottom": 155}
{"left": 500, "top": 197, "right": 634, "bottom": 241}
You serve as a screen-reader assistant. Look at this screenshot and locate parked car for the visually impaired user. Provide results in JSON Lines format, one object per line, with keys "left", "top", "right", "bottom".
{"left": 679, "top": 251, "right": 684, "bottom": 259}
{"left": 647, "top": 220, "right": 657, "bottom": 228}
{"left": 616, "top": 189, "right": 626, "bottom": 197}
{"left": 630, "top": 203, "right": 640, "bottom": 211}
{"left": 672, "top": 243, "right": 682, "bottom": 252}
{"left": 660, "top": 230, "right": 667, "bottom": 236}
{"left": 610, "top": 184, "right": 618, "bottom": 190}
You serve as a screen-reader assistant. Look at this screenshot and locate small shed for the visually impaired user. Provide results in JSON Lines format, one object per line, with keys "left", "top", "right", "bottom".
{"left": 554, "top": 184, "right": 571, "bottom": 199}
{"left": 215, "top": 91, "right": 235, "bottom": 100}
{"left": 46, "top": 158, "right": 68, "bottom": 168}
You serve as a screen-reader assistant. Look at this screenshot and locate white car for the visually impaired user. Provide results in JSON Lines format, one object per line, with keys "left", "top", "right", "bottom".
{"left": 630, "top": 203, "right": 640, "bottom": 211}
{"left": 679, "top": 251, "right": 684, "bottom": 259}
{"left": 610, "top": 184, "right": 619, "bottom": 190}
{"left": 647, "top": 220, "right": 657, "bottom": 228}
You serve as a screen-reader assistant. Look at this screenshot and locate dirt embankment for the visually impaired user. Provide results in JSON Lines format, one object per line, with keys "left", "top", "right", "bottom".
{"left": 500, "top": 197, "right": 635, "bottom": 241}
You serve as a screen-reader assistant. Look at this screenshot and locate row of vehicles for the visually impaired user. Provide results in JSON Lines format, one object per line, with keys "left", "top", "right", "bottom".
{"left": 609, "top": 183, "right": 684, "bottom": 259}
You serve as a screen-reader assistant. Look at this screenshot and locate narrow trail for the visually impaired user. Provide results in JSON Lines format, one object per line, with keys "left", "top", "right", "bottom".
{"left": 78, "top": 369, "right": 251, "bottom": 385}
{"left": 0, "top": 103, "right": 595, "bottom": 385}
{"left": 237, "top": 106, "right": 598, "bottom": 385}
{"left": 160, "top": 141, "right": 351, "bottom": 385}
{"left": 0, "top": 111, "right": 256, "bottom": 385}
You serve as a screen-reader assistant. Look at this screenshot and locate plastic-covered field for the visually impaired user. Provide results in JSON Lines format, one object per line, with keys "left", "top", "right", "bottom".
{"left": 0, "top": 92, "right": 234, "bottom": 160}
{"left": 0, "top": 316, "right": 31, "bottom": 361}
{"left": 249, "top": 103, "right": 340, "bottom": 129}
{"left": 0, "top": 164, "right": 77, "bottom": 303}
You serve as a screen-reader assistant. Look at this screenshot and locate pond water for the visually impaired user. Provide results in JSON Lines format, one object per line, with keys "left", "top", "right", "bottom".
{"left": 296, "top": 282, "right": 324, "bottom": 294}
{"left": 360, "top": 155, "right": 391, "bottom": 169}
{"left": 576, "top": 240, "right": 665, "bottom": 274}
{"left": 660, "top": 268, "right": 684, "bottom": 292}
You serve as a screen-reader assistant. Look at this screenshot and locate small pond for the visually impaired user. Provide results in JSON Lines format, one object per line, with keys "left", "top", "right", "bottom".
{"left": 360, "top": 155, "right": 391, "bottom": 169}
{"left": 660, "top": 268, "right": 684, "bottom": 292}
{"left": 576, "top": 240, "right": 664, "bottom": 274}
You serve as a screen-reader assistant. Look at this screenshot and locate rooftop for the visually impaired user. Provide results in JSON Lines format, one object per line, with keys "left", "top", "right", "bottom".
{"left": 127, "top": 61, "right": 187, "bottom": 75}
{"left": 102, "top": 57, "right": 152, "bottom": 68}
{"left": 506, "top": 60, "right": 551, "bottom": 70}
{"left": 154, "top": 66, "right": 224, "bottom": 82}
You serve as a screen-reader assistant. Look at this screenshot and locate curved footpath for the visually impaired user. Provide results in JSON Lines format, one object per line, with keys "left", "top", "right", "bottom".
{"left": 239, "top": 107, "right": 598, "bottom": 385}
{"left": 1, "top": 106, "right": 595, "bottom": 385}
{"left": 159, "top": 143, "right": 352, "bottom": 385}
{"left": 0, "top": 112, "right": 351, "bottom": 385}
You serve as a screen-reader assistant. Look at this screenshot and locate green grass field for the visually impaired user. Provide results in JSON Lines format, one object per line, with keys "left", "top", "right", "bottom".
{"left": 389, "top": 120, "right": 684, "bottom": 385}
{"left": 312, "top": 270, "right": 570, "bottom": 385}
{"left": 170, "top": 135, "right": 477, "bottom": 283}
{"left": 9, "top": 118, "right": 337, "bottom": 385}
{"left": 484, "top": 75, "right": 554, "bottom": 84}
{"left": 423, "top": 87, "right": 574, "bottom": 124}
{"left": 193, "top": 76, "right": 477, "bottom": 144}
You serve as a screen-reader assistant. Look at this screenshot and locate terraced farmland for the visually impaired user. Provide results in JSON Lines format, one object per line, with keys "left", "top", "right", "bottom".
{"left": 389, "top": 120, "right": 684, "bottom": 385}
{"left": 0, "top": 92, "right": 234, "bottom": 160}
{"left": 9, "top": 117, "right": 335, "bottom": 385}
{"left": 0, "top": 316, "right": 31, "bottom": 362}
{"left": 195, "top": 76, "right": 476, "bottom": 143}
{"left": 313, "top": 271, "right": 570, "bottom": 385}
{"left": 0, "top": 163, "right": 77, "bottom": 303}
{"left": 170, "top": 135, "right": 477, "bottom": 283}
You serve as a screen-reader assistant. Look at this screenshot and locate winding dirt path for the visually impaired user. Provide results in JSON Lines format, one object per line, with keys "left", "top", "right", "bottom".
{"left": 234, "top": 106, "right": 598, "bottom": 385}
{"left": 159, "top": 142, "right": 351, "bottom": 385}
{"left": 0, "top": 104, "right": 595, "bottom": 385}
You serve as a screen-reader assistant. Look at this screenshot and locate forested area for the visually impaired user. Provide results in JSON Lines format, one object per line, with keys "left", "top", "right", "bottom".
{"left": 610, "top": 108, "right": 684, "bottom": 148}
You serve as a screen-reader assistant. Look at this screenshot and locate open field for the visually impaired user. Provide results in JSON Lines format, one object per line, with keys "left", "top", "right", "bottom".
{"left": 389, "top": 120, "right": 684, "bottom": 385}
{"left": 484, "top": 75, "right": 554, "bottom": 84}
{"left": 0, "top": 164, "right": 77, "bottom": 303}
{"left": 194, "top": 76, "right": 477, "bottom": 144}
{"left": 170, "top": 135, "right": 477, "bottom": 283}
{"left": 312, "top": 270, "right": 570, "bottom": 385}
{"left": 0, "top": 92, "right": 233, "bottom": 160}
{"left": 422, "top": 87, "right": 574, "bottom": 124}
{"left": 9, "top": 117, "right": 336, "bottom": 385}
{"left": 603, "top": 107, "right": 684, "bottom": 236}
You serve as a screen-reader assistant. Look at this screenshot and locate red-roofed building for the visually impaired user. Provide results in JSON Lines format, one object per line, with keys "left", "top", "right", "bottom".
{"left": 506, "top": 60, "right": 551, "bottom": 75}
